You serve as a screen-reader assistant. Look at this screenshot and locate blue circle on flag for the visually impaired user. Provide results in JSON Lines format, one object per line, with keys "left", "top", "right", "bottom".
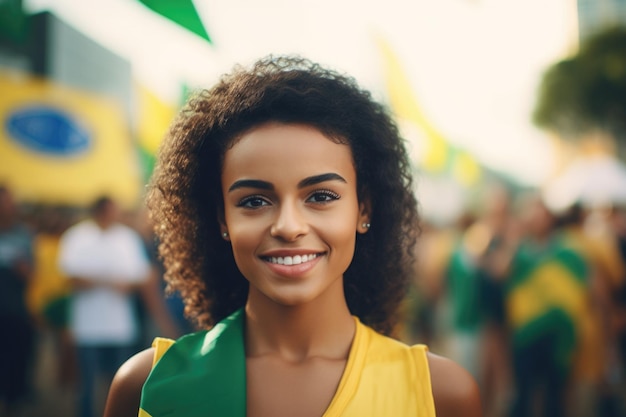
{"left": 5, "top": 105, "right": 91, "bottom": 156}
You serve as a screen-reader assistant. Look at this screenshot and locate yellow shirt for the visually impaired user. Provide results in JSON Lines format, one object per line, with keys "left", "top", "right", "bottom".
{"left": 326, "top": 318, "right": 435, "bottom": 416}
{"left": 27, "top": 233, "right": 70, "bottom": 316}
{"left": 146, "top": 317, "right": 436, "bottom": 416}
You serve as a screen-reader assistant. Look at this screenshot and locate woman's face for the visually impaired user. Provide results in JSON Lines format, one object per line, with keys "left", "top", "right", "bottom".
{"left": 220, "top": 122, "right": 370, "bottom": 308}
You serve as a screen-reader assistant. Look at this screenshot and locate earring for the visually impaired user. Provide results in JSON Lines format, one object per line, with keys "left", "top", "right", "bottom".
{"left": 222, "top": 232, "right": 229, "bottom": 238}
{"left": 362, "top": 223, "right": 371, "bottom": 229}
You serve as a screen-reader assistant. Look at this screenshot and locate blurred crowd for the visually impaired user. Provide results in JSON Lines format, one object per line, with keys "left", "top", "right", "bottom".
{"left": 0, "top": 186, "right": 194, "bottom": 417}
{"left": 403, "top": 182, "right": 626, "bottom": 417}
{"left": 1, "top": 180, "right": 626, "bottom": 417}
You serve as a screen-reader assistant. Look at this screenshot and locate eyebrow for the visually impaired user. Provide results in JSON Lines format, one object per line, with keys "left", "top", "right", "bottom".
{"left": 228, "top": 172, "right": 347, "bottom": 192}
{"left": 298, "top": 173, "right": 346, "bottom": 188}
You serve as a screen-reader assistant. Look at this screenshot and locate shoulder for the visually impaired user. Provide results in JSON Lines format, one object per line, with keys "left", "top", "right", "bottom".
{"left": 61, "top": 220, "right": 94, "bottom": 241}
{"left": 110, "top": 223, "right": 140, "bottom": 238}
{"left": 58, "top": 222, "right": 91, "bottom": 253}
{"left": 103, "top": 348, "right": 155, "bottom": 417}
{"left": 427, "top": 351, "right": 482, "bottom": 417}
{"left": 112, "top": 224, "right": 148, "bottom": 246}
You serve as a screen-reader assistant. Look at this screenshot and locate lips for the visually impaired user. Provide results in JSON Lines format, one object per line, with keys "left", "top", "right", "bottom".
{"left": 259, "top": 252, "right": 324, "bottom": 278}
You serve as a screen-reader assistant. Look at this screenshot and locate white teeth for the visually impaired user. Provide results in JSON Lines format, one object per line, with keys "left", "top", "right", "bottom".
{"left": 267, "top": 254, "right": 317, "bottom": 265}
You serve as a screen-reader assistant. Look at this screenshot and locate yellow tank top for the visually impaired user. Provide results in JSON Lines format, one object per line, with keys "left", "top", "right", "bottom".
{"left": 148, "top": 317, "right": 436, "bottom": 416}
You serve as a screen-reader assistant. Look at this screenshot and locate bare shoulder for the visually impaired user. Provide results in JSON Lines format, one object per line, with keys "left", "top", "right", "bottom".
{"left": 427, "top": 351, "right": 482, "bottom": 417}
{"left": 103, "top": 347, "right": 155, "bottom": 417}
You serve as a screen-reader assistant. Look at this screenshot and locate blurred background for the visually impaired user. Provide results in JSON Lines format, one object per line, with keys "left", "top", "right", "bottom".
{"left": 0, "top": 0, "right": 626, "bottom": 416}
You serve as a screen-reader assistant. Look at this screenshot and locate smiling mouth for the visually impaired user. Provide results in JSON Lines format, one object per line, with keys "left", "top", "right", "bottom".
{"left": 262, "top": 254, "right": 320, "bottom": 266}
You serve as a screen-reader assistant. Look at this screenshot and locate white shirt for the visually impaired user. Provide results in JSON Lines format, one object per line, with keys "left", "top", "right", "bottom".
{"left": 58, "top": 220, "right": 150, "bottom": 345}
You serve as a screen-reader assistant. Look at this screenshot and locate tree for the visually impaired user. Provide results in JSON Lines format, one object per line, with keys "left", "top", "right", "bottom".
{"left": 533, "top": 26, "right": 626, "bottom": 150}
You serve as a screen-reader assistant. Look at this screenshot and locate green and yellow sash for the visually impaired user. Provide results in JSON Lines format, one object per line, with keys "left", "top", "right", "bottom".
{"left": 139, "top": 309, "right": 246, "bottom": 417}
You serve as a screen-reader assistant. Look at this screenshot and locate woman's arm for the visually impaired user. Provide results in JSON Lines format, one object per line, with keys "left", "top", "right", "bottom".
{"left": 428, "top": 352, "right": 483, "bottom": 417}
{"left": 103, "top": 348, "right": 155, "bottom": 417}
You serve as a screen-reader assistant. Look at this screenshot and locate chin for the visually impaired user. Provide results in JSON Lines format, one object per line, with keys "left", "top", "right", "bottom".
{"left": 269, "top": 294, "right": 317, "bottom": 307}
{"left": 262, "top": 287, "right": 328, "bottom": 308}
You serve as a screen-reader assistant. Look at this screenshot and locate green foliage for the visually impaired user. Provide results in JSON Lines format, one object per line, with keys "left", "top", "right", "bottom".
{"left": 533, "top": 26, "right": 626, "bottom": 144}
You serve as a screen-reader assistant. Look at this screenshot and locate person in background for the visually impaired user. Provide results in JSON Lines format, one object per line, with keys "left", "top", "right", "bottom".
{"left": 0, "top": 186, "right": 36, "bottom": 417}
{"left": 58, "top": 196, "right": 150, "bottom": 417}
{"left": 404, "top": 219, "right": 458, "bottom": 350}
{"left": 611, "top": 204, "right": 626, "bottom": 414}
{"left": 505, "top": 193, "right": 591, "bottom": 417}
{"left": 440, "top": 211, "right": 484, "bottom": 379}
{"left": 27, "top": 206, "right": 77, "bottom": 389}
{"left": 569, "top": 203, "right": 626, "bottom": 416}
{"left": 474, "top": 184, "right": 518, "bottom": 417}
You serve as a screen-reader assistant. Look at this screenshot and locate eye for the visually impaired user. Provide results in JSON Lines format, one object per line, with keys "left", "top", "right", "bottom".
{"left": 307, "top": 189, "right": 340, "bottom": 204}
{"left": 237, "top": 195, "right": 270, "bottom": 208}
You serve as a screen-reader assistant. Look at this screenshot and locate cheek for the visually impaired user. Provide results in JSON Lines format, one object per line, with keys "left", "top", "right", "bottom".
{"left": 323, "top": 217, "right": 359, "bottom": 260}
{"left": 229, "top": 225, "right": 260, "bottom": 256}
{"left": 224, "top": 207, "right": 263, "bottom": 243}
{"left": 223, "top": 216, "right": 260, "bottom": 270}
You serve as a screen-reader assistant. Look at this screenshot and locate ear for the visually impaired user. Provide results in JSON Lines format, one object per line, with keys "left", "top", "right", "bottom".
{"left": 218, "top": 210, "right": 230, "bottom": 241}
{"left": 219, "top": 224, "right": 230, "bottom": 241}
{"left": 356, "top": 198, "right": 372, "bottom": 234}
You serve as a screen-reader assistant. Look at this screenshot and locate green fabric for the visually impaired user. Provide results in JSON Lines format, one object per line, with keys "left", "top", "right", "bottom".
{"left": 42, "top": 294, "right": 70, "bottom": 329}
{"left": 512, "top": 308, "right": 576, "bottom": 374}
{"left": 138, "top": 0, "right": 211, "bottom": 43}
{"left": 137, "top": 145, "right": 156, "bottom": 184}
{"left": 446, "top": 243, "right": 483, "bottom": 331}
{"left": 140, "top": 308, "right": 246, "bottom": 417}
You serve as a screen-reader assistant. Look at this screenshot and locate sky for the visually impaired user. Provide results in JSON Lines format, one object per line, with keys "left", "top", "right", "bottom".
{"left": 24, "top": 0, "right": 578, "bottom": 189}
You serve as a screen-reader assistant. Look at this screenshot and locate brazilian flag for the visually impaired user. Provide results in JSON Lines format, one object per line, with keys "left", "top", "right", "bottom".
{"left": 505, "top": 235, "right": 589, "bottom": 373}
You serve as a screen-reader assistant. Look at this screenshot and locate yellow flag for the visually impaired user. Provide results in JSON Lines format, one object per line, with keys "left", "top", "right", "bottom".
{"left": 452, "top": 150, "right": 481, "bottom": 186}
{"left": 136, "top": 82, "right": 177, "bottom": 155}
{"left": 376, "top": 36, "right": 481, "bottom": 185}
{"left": 376, "top": 36, "right": 449, "bottom": 172}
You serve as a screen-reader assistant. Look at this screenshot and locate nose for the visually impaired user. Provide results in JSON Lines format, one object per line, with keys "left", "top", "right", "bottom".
{"left": 270, "top": 200, "right": 309, "bottom": 241}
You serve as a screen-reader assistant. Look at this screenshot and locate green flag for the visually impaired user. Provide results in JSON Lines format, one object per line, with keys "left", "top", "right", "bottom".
{"left": 138, "top": 0, "right": 211, "bottom": 43}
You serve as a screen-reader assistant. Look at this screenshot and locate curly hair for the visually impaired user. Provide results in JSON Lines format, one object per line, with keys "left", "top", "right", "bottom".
{"left": 147, "top": 55, "right": 419, "bottom": 335}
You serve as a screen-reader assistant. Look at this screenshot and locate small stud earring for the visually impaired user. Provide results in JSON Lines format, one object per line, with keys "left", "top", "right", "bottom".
{"left": 222, "top": 232, "right": 229, "bottom": 238}
{"left": 362, "top": 223, "right": 371, "bottom": 229}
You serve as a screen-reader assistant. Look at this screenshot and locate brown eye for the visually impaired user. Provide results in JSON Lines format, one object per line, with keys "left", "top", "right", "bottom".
{"left": 237, "top": 196, "right": 270, "bottom": 208}
{"left": 307, "top": 190, "right": 340, "bottom": 204}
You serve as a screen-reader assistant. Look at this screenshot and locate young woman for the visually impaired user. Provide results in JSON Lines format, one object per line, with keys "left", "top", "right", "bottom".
{"left": 103, "top": 55, "right": 481, "bottom": 417}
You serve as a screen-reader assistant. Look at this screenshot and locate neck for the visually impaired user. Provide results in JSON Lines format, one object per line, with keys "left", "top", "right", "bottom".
{"left": 95, "top": 218, "right": 113, "bottom": 230}
{"left": 244, "top": 284, "right": 355, "bottom": 363}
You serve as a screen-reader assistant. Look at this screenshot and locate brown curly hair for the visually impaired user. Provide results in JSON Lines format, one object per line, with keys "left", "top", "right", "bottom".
{"left": 147, "top": 55, "right": 419, "bottom": 335}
